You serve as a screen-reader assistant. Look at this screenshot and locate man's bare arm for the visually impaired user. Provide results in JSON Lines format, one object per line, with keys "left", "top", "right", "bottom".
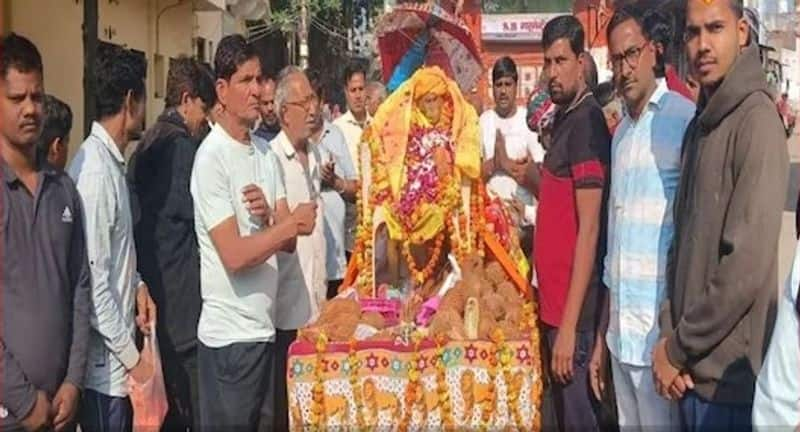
{"left": 209, "top": 216, "right": 298, "bottom": 274}
{"left": 273, "top": 198, "right": 297, "bottom": 253}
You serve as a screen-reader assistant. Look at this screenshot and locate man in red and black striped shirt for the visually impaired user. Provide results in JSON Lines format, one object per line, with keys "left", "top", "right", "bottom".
{"left": 534, "top": 15, "right": 611, "bottom": 432}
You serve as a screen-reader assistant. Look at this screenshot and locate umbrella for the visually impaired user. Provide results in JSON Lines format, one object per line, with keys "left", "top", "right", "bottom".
{"left": 375, "top": 2, "right": 483, "bottom": 93}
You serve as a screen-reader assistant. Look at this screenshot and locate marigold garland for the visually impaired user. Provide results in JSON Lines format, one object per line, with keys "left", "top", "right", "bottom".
{"left": 399, "top": 332, "right": 423, "bottom": 432}
{"left": 434, "top": 335, "right": 454, "bottom": 430}
{"left": 347, "top": 338, "right": 365, "bottom": 429}
{"left": 525, "top": 302, "right": 545, "bottom": 431}
{"left": 403, "top": 233, "right": 445, "bottom": 284}
{"left": 309, "top": 333, "right": 328, "bottom": 429}
{"left": 496, "top": 332, "right": 524, "bottom": 429}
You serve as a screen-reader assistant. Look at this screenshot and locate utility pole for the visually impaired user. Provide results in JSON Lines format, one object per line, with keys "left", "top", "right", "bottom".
{"left": 299, "top": 0, "right": 309, "bottom": 68}
{"left": 83, "top": 0, "right": 98, "bottom": 138}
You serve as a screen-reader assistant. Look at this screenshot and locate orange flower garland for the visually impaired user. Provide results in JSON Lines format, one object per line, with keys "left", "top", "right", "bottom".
{"left": 434, "top": 335, "right": 454, "bottom": 430}
{"left": 399, "top": 332, "right": 423, "bottom": 432}
{"left": 309, "top": 333, "right": 328, "bottom": 428}
{"left": 524, "top": 302, "right": 545, "bottom": 431}
{"left": 496, "top": 332, "right": 524, "bottom": 429}
{"left": 347, "top": 338, "right": 365, "bottom": 429}
{"left": 403, "top": 232, "right": 445, "bottom": 284}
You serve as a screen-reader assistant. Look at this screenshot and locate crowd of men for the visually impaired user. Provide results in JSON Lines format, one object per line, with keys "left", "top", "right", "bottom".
{"left": 1, "top": 0, "right": 798, "bottom": 431}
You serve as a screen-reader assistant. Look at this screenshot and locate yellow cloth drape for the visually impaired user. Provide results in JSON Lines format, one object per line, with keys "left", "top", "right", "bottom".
{"left": 363, "top": 66, "right": 480, "bottom": 243}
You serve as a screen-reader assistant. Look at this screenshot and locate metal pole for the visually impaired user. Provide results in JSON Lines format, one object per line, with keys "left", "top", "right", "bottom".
{"left": 299, "top": 0, "right": 309, "bottom": 68}
{"left": 83, "top": 0, "right": 98, "bottom": 137}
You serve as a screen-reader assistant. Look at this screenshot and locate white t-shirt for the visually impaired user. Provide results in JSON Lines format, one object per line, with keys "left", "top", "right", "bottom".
{"left": 480, "top": 107, "right": 545, "bottom": 225}
{"left": 273, "top": 132, "right": 327, "bottom": 330}
{"left": 190, "top": 123, "right": 286, "bottom": 348}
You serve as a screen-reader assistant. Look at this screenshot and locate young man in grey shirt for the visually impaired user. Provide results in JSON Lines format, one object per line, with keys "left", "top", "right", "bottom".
{"left": 0, "top": 33, "right": 90, "bottom": 432}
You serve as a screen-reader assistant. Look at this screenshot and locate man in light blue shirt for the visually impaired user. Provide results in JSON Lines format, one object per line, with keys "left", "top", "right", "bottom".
{"left": 592, "top": 5, "right": 695, "bottom": 430}
{"left": 68, "top": 43, "right": 157, "bottom": 432}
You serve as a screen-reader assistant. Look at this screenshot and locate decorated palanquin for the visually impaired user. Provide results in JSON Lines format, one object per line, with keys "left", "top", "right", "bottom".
{"left": 287, "top": 67, "right": 544, "bottom": 430}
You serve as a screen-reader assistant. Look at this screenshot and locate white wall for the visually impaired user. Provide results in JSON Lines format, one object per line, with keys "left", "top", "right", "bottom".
{"left": 7, "top": 0, "right": 209, "bottom": 156}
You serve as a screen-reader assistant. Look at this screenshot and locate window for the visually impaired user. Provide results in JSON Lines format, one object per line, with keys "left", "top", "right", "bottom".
{"left": 518, "top": 65, "right": 539, "bottom": 99}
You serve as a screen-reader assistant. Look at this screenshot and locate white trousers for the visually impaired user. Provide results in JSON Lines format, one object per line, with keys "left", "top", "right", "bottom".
{"left": 610, "top": 354, "right": 679, "bottom": 431}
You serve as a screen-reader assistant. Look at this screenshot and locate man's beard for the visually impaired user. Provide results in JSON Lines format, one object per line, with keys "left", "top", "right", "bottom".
{"left": 263, "top": 117, "right": 281, "bottom": 132}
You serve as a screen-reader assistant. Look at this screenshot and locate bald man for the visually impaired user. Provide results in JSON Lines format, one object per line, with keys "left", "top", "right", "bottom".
{"left": 365, "top": 81, "right": 387, "bottom": 117}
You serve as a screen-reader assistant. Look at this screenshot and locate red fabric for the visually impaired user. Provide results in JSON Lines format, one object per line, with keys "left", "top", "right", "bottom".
{"left": 534, "top": 167, "right": 578, "bottom": 328}
{"left": 665, "top": 65, "right": 692, "bottom": 102}
{"left": 570, "top": 160, "right": 605, "bottom": 187}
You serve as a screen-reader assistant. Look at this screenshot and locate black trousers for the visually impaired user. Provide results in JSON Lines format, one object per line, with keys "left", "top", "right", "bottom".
{"left": 161, "top": 346, "right": 199, "bottom": 431}
{"left": 259, "top": 329, "right": 296, "bottom": 432}
{"left": 198, "top": 341, "right": 273, "bottom": 432}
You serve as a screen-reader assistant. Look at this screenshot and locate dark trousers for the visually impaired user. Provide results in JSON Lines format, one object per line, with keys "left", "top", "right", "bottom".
{"left": 259, "top": 329, "right": 297, "bottom": 432}
{"left": 198, "top": 341, "right": 273, "bottom": 432}
{"left": 327, "top": 279, "right": 343, "bottom": 300}
{"left": 161, "top": 346, "right": 199, "bottom": 431}
{"left": 79, "top": 389, "right": 133, "bottom": 432}
{"left": 542, "top": 325, "right": 600, "bottom": 432}
{"left": 680, "top": 391, "right": 752, "bottom": 432}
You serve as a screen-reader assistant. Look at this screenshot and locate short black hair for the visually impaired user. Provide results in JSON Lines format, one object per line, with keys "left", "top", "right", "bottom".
{"left": 38, "top": 94, "right": 72, "bottom": 155}
{"left": 0, "top": 33, "right": 43, "bottom": 79}
{"left": 165, "top": 56, "right": 216, "bottom": 109}
{"left": 594, "top": 81, "right": 617, "bottom": 107}
{"left": 542, "top": 15, "right": 585, "bottom": 57}
{"left": 492, "top": 56, "right": 518, "bottom": 84}
{"left": 95, "top": 43, "right": 147, "bottom": 119}
{"left": 606, "top": 4, "right": 671, "bottom": 78}
{"left": 729, "top": 0, "right": 744, "bottom": 19}
{"left": 343, "top": 60, "right": 366, "bottom": 85}
{"left": 214, "top": 34, "right": 258, "bottom": 81}
{"left": 306, "top": 68, "right": 326, "bottom": 101}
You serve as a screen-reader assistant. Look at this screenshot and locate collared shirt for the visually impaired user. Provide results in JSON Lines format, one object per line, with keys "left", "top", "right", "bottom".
{"left": 480, "top": 107, "right": 545, "bottom": 225}
{"left": 191, "top": 123, "right": 285, "bottom": 348}
{"left": 753, "top": 240, "right": 800, "bottom": 430}
{"left": 0, "top": 159, "right": 90, "bottom": 428}
{"left": 68, "top": 122, "right": 142, "bottom": 397}
{"left": 332, "top": 110, "right": 369, "bottom": 252}
{"left": 603, "top": 81, "right": 695, "bottom": 366}
{"left": 311, "top": 121, "right": 357, "bottom": 280}
{"left": 535, "top": 91, "right": 611, "bottom": 331}
{"left": 332, "top": 110, "right": 369, "bottom": 176}
{"left": 273, "top": 131, "right": 327, "bottom": 330}
{"left": 253, "top": 122, "right": 280, "bottom": 144}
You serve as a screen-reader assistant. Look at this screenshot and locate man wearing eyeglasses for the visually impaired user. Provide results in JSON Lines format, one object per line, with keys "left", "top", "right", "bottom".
{"left": 268, "top": 66, "right": 327, "bottom": 432}
{"left": 653, "top": 0, "right": 788, "bottom": 430}
{"left": 589, "top": 5, "right": 695, "bottom": 430}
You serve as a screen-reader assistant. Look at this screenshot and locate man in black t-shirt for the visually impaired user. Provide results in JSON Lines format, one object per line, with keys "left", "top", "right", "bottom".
{"left": 535, "top": 16, "right": 611, "bottom": 432}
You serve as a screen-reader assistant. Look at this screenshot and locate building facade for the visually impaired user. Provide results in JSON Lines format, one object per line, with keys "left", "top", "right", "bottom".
{"left": 1, "top": 0, "right": 238, "bottom": 157}
{"left": 460, "top": 0, "right": 613, "bottom": 108}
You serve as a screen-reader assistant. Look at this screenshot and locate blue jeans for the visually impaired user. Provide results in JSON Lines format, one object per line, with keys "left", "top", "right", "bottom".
{"left": 680, "top": 391, "right": 752, "bottom": 432}
{"left": 78, "top": 389, "right": 132, "bottom": 432}
{"left": 543, "top": 326, "right": 600, "bottom": 432}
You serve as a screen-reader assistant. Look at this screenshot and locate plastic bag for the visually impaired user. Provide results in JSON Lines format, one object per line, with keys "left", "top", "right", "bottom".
{"left": 128, "top": 324, "right": 168, "bottom": 431}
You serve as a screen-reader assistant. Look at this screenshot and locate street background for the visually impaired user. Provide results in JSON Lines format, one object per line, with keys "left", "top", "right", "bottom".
{"left": 779, "top": 130, "right": 799, "bottom": 284}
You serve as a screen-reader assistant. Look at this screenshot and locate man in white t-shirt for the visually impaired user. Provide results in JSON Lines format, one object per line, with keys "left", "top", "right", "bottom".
{"left": 190, "top": 35, "right": 316, "bottom": 432}
{"left": 480, "top": 57, "right": 545, "bottom": 237}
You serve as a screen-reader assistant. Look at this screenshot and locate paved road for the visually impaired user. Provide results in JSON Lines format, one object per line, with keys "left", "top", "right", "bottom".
{"left": 778, "top": 131, "right": 799, "bottom": 285}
